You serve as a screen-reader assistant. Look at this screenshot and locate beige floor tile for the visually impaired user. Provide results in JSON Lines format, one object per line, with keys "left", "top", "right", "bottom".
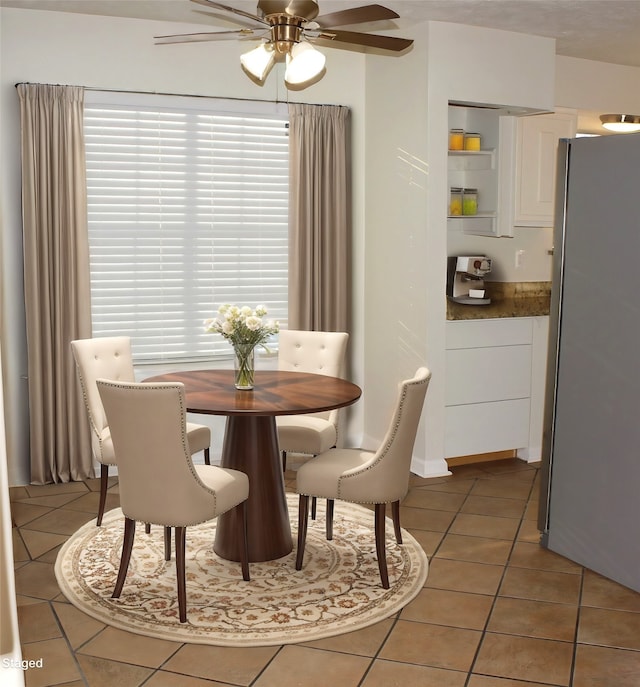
{"left": 22, "top": 507, "right": 95, "bottom": 536}
{"left": 577, "top": 606, "right": 640, "bottom": 650}
{"left": 17, "top": 602, "right": 62, "bottom": 644}
{"left": 509, "top": 541, "right": 583, "bottom": 573}
{"left": 468, "top": 675, "right": 558, "bottom": 686}
{"left": 499, "top": 566, "right": 581, "bottom": 604}
{"left": 22, "top": 637, "right": 83, "bottom": 687}
{"left": 11, "top": 502, "right": 55, "bottom": 527}
{"left": 24, "top": 482, "right": 89, "bottom": 498}
{"left": 573, "top": 644, "right": 640, "bottom": 687}
{"left": 414, "top": 478, "right": 476, "bottom": 495}
{"left": 398, "top": 506, "right": 456, "bottom": 532}
{"left": 487, "top": 596, "right": 578, "bottom": 641}
{"left": 379, "top": 619, "right": 482, "bottom": 672}
{"left": 163, "top": 643, "right": 278, "bottom": 685}
{"left": 461, "top": 495, "right": 527, "bottom": 519}
{"left": 581, "top": 569, "right": 640, "bottom": 612}
{"left": 361, "top": 658, "right": 467, "bottom": 686}
{"left": 253, "top": 645, "right": 370, "bottom": 687}
{"left": 516, "top": 517, "right": 541, "bottom": 542}
{"left": 302, "top": 617, "right": 394, "bottom": 656}
{"left": 14, "top": 561, "right": 61, "bottom": 601}
{"left": 405, "top": 528, "right": 444, "bottom": 557}
{"left": 12, "top": 527, "right": 30, "bottom": 562}
{"left": 63, "top": 490, "right": 120, "bottom": 516}
{"left": 75, "top": 654, "right": 154, "bottom": 687}
{"left": 401, "top": 489, "right": 467, "bottom": 512}
{"left": 13, "top": 492, "right": 89, "bottom": 509}
{"left": 474, "top": 633, "right": 573, "bottom": 685}
{"left": 469, "top": 477, "right": 533, "bottom": 501}
{"left": 52, "top": 600, "right": 106, "bottom": 649}
{"left": 144, "top": 670, "right": 235, "bottom": 686}
{"left": 79, "top": 626, "right": 181, "bottom": 668}
{"left": 401, "top": 588, "right": 493, "bottom": 630}
{"left": 425, "top": 558, "right": 504, "bottom": 596}
{"left": 434, "top": 533, "right": 512, "bottom": 566}
{"left": 449, "top": 513, "right": 520, "bottom": 540}
{"left": 20, "top": 528, "right": 69, "bottom": 560}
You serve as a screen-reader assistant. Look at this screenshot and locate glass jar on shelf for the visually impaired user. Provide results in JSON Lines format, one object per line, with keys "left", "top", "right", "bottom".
{"left": 462, "top": 188, "right": 478, "bottom": 215}
{"left": 463, "top": 132, "right": 481, "bottom": 151}
{"left": 449, "top": 187, "right": 463, "bottom": 216}
{"left": 449, "top": 129, "right": 464, "bottom": 151}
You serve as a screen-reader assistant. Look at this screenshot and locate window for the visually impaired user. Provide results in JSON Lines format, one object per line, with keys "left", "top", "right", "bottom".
{"left": 84, "top": 91, "right": 288, "bottom": 363}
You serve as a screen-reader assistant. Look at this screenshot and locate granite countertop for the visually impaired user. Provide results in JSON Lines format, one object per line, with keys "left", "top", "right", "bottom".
{"left": 446, "top": 281, "right": 552, "bottom": 320}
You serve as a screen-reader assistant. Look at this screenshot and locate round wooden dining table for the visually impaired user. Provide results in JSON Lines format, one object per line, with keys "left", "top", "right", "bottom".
{"left": 143, "top": 369, "right": 361, "bottom": 562}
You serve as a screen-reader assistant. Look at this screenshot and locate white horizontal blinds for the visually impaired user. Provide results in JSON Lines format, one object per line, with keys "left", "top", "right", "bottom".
{"left": 84, "top": 92, "right": 289, "bottom": 363}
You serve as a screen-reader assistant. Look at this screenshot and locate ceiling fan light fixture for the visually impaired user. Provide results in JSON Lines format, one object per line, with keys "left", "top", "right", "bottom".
{"left": 240, "top": 42, "right": 276, "bottom": 81}
{"left": 284, "top": 41, "right": 326, "bottom": 86}
{"left": 600, "top": 114, "right": 640, "bottom": 133}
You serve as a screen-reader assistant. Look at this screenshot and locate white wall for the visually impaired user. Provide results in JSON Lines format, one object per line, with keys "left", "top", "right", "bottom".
{"left": 0, "top": 7, "right": 367, "bottom": 485}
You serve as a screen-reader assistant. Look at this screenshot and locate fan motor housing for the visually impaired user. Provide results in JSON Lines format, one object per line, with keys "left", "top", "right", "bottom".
{"left": 258, "top": 0, "right": 319, "bottom": 21}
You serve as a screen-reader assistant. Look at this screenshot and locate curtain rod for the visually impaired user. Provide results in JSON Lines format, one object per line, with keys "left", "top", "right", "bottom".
{"left": 13, "top": 82, "right": 347, "bottom": 109}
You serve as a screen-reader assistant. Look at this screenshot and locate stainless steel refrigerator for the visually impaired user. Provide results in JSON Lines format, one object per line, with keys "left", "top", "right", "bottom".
{"left": 538, "top": 133, "right": 640, "bottom": 593}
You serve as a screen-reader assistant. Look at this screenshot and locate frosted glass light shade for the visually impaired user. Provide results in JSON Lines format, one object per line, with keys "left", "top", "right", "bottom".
{"left": 600, "top": 114, "right": 640, "bottom": 133}
{"left": 240, "top": 43, "right": 276, "bottom": 81}
{"left": 284, "top": 42, "right": 325, "bottom": 86}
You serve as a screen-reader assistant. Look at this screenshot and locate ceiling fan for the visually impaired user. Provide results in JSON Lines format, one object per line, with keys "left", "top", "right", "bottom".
{"left": 155, "top": 0, "right": 414, "bottom": 88}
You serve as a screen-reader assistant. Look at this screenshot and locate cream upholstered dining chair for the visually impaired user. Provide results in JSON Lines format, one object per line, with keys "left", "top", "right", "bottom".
{"left": 71, "top": 336, "right": 211, "bottom": 526}
{"left": 96, "top": 379, "right": 250, "bottom": 623}
{"left": 295, "top": 367, "right": 431, "bottom": 589}
{"left": 276, "top": 329, "right": 349, "bottom": 474}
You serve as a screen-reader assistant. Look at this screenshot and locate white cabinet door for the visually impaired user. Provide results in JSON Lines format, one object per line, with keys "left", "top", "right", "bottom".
{"left": 514, "top": 110, "right": 577, "bottom": 226}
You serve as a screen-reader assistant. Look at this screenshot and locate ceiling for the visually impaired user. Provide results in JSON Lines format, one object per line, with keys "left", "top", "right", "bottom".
{"left": 3, "top": 0, "right": 640, "bottom": 69}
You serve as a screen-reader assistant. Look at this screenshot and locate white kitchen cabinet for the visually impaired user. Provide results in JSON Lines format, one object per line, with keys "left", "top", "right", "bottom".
{"left": 448, "top": 104, "right": 501, "bottom": 236}
{"left": 445, "top": 317, "right": 548, "bottom": 460}
{"left": 513, "top": 109, "right": 577, "bottom": 227}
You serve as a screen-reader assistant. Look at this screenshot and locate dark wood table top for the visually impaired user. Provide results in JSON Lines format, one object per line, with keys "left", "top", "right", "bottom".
{"left": 143, "top": 369, "right": 362, "bottom": 417}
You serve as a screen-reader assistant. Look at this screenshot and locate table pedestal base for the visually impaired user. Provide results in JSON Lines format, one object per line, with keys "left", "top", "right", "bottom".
{"left": 214, "top": 415, "right": 293, "bottom": 562}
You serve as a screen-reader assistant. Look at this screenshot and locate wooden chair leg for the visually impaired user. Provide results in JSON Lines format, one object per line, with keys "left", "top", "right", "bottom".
{"left": 96, "top": 463, "right": 109, "bottom": 526}
{"left": 112, "top": 517, "right": 136, "bottom": 598}
{"left": 204, "top": 447, "right": 211, "bottom": 466}
{"left": 296, "top": 494, "right": 310, "bottom": 570}
{"left": 392, "top": 500, "right": 403, "bottom": 544}
{"left": 282, "top": 450, "right": 287, "bottom": 472}
{"left": 175, "top": 526, "right": 187, "bottom": 623}
{"left": 311, "top": 496, "right": 317, "bottom": 520}
{"left": 145, "top": 523, "right": 151, "bottom": 534}
{"left": 326, "top": 499, "right": 335, "bottom": 540}
{"left": 164, "top": 526, "right": 172, "bottom": 561}
{"left": 239, "top": 501, "right": 250, "bottom": 581}
{"left": 374, "top": 503, "right": 390, "bottom": 589}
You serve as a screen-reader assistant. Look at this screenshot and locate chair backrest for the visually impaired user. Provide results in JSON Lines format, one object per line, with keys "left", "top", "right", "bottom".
{"left": 339, "top": 367, "right": 432, "bottom": 504}
{"left": 96, "top": 379, "right": 217, "bottom": 526}
{"left": 70, "top": 336, "right": 135, "bottom": 455}
{"left": 278, "top": 330, "right": 349, "bottom": 422}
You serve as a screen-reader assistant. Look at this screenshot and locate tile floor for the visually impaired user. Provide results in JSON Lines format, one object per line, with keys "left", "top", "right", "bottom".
{"left": 10, "top": 458, "right": 640, "bottom": 687}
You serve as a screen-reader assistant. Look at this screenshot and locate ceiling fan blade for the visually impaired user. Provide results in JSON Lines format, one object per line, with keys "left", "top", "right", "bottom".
{"left": 155, "top": 29, "right": 263, "bottom": 45}
{"left": 313, "top": 29, "right": 413, "bottom": 52}
{"left": 190, "top": 0, "right": 269, "bottom": 25}
{"left": 315, "top": 4, "right": 399, "bottom": 28}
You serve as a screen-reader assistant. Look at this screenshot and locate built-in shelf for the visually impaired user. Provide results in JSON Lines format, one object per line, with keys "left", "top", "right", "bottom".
{"left": 447, "top": 214, "right": 496, "bottom": 235}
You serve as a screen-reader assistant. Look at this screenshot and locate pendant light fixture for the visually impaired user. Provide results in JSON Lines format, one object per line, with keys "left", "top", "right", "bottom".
{"left": 600, "top": 114, "right": 640, "bottom": 133}
{"left": 284, "top": 42, "right": 326, "bottom": 87}
{"left": 240, "top": 43, "right": 276, "bottom": 82}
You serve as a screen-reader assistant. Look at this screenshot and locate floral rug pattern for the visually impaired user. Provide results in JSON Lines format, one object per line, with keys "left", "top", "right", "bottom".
{"left": 55, "top": 496, "right": 428, "bottom": 646}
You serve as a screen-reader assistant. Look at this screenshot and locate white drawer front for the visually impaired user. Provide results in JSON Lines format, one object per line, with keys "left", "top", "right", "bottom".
{"left": 445, "top": 399, "right": 531, "bottom": 457}
{"left": 446, "top": 345, "right": 532, "bottom": 405}
{"left": 446, "top": 318, "right": 533, "bottom": 349}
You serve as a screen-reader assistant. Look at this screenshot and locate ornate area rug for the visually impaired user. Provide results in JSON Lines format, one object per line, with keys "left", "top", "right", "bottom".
{"left": 55, "top": 495, "right": 428, "bottom": 646}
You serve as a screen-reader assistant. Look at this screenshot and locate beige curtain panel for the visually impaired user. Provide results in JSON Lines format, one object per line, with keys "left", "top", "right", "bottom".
{"left": 17, "top": 83, "right": 93, "bottom": 484}
{"left": 288, "top": 104, "right": 351, "bottom": 332}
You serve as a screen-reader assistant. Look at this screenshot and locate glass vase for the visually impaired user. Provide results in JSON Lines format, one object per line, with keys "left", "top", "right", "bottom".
{"left": 233, "top": 344, "right": 255, "bottom": 390}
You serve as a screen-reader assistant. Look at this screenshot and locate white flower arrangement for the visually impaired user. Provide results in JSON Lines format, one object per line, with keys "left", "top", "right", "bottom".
{"left": 204, "top": 304, "right": 279, "bottom": 350}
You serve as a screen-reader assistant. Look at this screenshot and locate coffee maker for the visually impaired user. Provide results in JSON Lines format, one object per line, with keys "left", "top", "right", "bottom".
{"left": 446, "top": 256, "right": 492, "bottom": 305}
